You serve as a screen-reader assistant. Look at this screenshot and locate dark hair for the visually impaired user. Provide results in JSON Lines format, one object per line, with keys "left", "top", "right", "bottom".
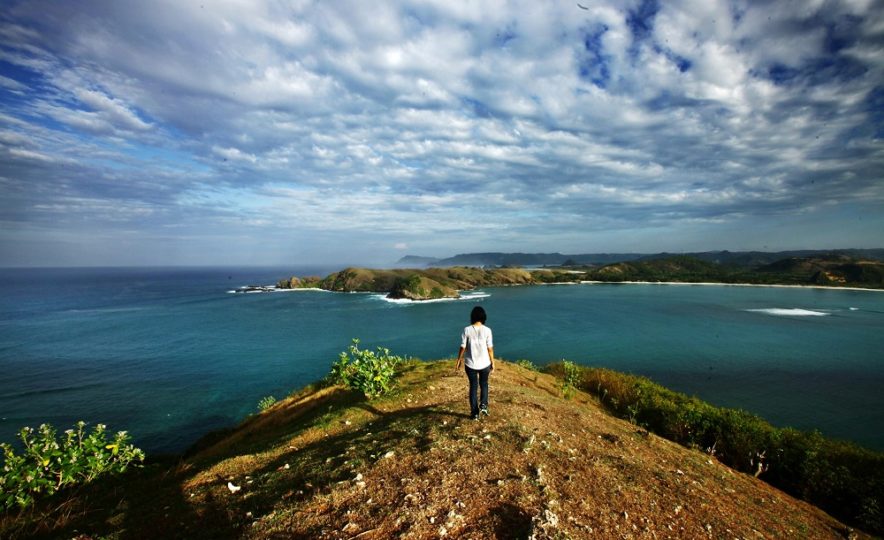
{"left": 470, "top": 306, "right": 487, "bottom": 324}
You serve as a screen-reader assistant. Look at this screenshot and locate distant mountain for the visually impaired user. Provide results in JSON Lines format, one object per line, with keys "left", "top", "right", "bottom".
{"left": 397, "top": 249, "right": 884, "bottom": 268}
{"left": 395, "top": 255, "right": 440, "bottom": 266}
{"left": 642, "top": 249, "right": 884, "bottom": 268}
{"left": 397, "top": 252, "right": 645, "bottom": 267}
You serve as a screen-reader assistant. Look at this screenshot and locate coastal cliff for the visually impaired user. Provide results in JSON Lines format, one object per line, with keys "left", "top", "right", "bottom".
{"left": 4, "top": 360, "right": 875, "bottom": 538}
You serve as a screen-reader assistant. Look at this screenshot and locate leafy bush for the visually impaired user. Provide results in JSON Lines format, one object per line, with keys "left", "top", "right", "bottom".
{"left": 257, "top": 395, "right": 277, "bottom": 411}
{"left": 515, "top": 359, "right": 538, "bottom": 371}
{"left": 543, "top": 362, "right": 884, "bottom": 535}
{"left": 0, "top": 421, "right": 144, "bottom": 510}
{"left": 329, "top": 339, "right": 404, "bottom": 399}
{"left": 559, "top": 360, "right": 580, "bottom": 399}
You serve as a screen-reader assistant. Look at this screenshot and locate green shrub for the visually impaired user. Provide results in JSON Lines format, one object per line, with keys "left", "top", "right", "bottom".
{"left": 515, "top": 359, "right": 538, "bottom": 371}
{"left": 0, "top": 421, "right": 144, "bottom": 510}
{"left": 257, "top": 395, "right": 277, "bottom": 411}
{"left": 560, "top": 360, "right": 580, "bottom": 399}
{"left": 329, "top": 339, "right": 404, "bottom": 399}
{"left": 543, "top": 362, "right": 884, "bottom": 535}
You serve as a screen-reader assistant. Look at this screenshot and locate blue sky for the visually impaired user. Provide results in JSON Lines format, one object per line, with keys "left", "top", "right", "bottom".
{"left": 0, "top": 0, "right": 882, "bottom": 267}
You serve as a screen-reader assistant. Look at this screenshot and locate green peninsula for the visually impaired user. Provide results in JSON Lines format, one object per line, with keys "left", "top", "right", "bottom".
{"left": 276, "top": 255, "right": 884, "bottom": 299}
{"left": 277, "top": 266, "right": 534, "bottom": 300}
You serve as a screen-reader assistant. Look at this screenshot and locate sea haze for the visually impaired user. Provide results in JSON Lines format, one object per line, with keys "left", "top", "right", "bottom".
{"left": 1, "top": 267, "right": 882, "bottom": 453}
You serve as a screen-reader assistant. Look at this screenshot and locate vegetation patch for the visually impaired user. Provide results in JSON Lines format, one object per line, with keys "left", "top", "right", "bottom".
{"left": 544, "top": 362, "right": 884, "bottom": 535}
{"left": 0, "top": 421, "right": 144, "bottom": 511}
{"left": 257, "top": 395, "right": 277, "bottom": 411}
{"left": 328, "top": 338, "right": 405, "bottom": 399}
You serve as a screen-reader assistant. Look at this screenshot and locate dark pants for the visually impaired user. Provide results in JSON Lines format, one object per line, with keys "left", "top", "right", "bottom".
{"left": 465, "top": 365, "right": 491, "bottom": 416}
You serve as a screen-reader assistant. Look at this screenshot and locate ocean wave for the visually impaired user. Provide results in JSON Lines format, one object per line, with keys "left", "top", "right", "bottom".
{"left": 745, "top": 308, "right": 830, "bottom": 317}
{"left": 1, "top": 382, "right": 105, "bottom": 399}
{"left": 372, "top": 291, "right": 491, "bottom": 305}
{"left": 228, "top": 286, "right": 329, "bottom": 294}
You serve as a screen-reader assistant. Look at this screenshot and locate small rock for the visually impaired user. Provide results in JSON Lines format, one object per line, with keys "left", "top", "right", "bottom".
{"left": 227, "top": 482, "right": 241, "bottom": 493}
{"left": 246, "top": 511, "right": 252, "bottom": 518}
{"left": 355, "top": 473, "right": 363, "bottom": 481}
{"left": 429, "top": 516, "right": 435, "bottom": 524}
{"left": 676, "top": 469, "right": 685, "bottom": 475}
{"left": 623, "top": 511, "right": 629, "bottom": 520}
{"left": 383, "top": 450, "right": 395, "bottom": 459}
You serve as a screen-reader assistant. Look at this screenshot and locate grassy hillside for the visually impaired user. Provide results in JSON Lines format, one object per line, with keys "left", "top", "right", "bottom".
{"left": 1, "top": 360, "right": 872, "bottom": 539}
{"left": 277, "top": 266, "right": 535, "bottom": 299}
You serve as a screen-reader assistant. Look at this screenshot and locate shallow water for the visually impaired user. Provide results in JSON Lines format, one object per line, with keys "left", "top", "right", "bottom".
{"left": 1, "top": 267, "right": 882, "bottom": 453}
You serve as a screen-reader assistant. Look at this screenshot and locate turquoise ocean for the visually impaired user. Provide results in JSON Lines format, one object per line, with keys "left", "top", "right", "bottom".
{"left": 1, "top": 266, "right": 882, "bottom": 454}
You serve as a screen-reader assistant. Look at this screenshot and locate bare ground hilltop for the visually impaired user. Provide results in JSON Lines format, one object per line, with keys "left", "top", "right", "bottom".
{"left": 3, "top": 361, "right": 869, "bottom": 539}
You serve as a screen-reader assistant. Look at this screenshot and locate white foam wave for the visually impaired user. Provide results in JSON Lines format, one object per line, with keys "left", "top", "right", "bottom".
{"left": 229, "top": 286, "right": 329, "bottom": 294}
{"left": 272, "top": 287, "right": 328, "bottom": 293}
{"left": 746, "top": 308, "right": 830, "bottom": 317}
{"left": 849, "top": 307, "right": 859, "bottom": 311}
{"left": 372, "top": 291, "right": 491, "bottom": 305}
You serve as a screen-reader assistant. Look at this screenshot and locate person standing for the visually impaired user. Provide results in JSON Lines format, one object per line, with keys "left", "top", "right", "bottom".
{"left": 453, "top": 306, "right": 495, "bottom": 420}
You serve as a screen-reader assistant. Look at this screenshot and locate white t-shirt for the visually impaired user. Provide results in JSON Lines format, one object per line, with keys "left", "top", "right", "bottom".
{"left": 461, "top": 324, "right": 493, "bottom": 370}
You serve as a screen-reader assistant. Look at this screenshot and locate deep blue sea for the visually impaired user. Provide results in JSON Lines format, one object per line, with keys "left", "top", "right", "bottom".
{"left": 1, "top": 267, "right": 882, "bottom": 454}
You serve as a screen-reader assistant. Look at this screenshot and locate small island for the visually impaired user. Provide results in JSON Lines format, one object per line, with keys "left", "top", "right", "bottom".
{"left": 272, "top": 254, "right": 884, "bottom": 300}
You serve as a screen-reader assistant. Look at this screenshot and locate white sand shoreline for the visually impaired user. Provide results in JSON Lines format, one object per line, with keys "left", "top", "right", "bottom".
{"left": 575, "top": 280, "right": 884, "bottom": 292}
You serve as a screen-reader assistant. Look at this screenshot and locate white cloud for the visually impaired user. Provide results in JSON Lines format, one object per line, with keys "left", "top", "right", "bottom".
{"left": 0, "top": 0, "right": 882, "bottom": 266}
{"left": 212, "top": 146, "right": 258, "bottom": 163}
{"left": 74, "top": 88, "right": 151, "bottom": 131}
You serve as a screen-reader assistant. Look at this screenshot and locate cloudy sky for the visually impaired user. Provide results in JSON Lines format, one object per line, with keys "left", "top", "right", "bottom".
{"left": 1, "top": 0, "right": 882, "bottom": 266}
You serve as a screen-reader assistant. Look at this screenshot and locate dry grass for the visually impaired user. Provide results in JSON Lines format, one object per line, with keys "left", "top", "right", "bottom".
{"left": 1, "top": 361, "right": 867, "bottom": 539}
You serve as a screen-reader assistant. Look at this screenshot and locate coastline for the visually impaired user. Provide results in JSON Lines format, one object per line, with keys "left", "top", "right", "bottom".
{"left": 575, "top": 279, "right": 884, "bottom": 292}
{"left": 270, "top": 258, "right": 884, "bottom": 299}
{"left": 259, "top": 278, "right": 884, "bottom": 298}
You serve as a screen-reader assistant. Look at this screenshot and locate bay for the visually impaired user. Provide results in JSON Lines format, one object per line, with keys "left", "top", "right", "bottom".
{"left": 1, "top": 267, "right": 882, "bottom": 454}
